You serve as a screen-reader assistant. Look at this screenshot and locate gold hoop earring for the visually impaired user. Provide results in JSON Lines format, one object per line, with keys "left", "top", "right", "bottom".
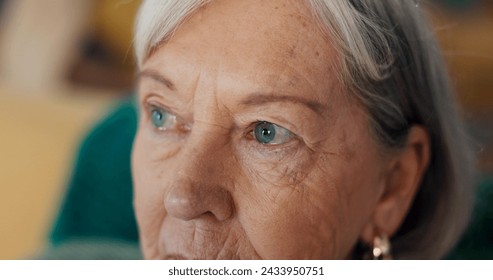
{"left": 372, "top": 235, "right": 393, "bottom": 260}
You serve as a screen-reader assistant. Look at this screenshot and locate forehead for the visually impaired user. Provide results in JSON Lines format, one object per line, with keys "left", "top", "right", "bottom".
{"left": 143, "top": 0, "right": 339, "bottom": 94}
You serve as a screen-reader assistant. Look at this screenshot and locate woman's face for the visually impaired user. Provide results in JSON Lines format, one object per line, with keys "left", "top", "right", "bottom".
{"left": 132, "top": 0, "right": 389, "bottom": 259}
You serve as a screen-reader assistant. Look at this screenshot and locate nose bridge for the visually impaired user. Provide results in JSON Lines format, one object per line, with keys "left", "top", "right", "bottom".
{"left": 187, "top": 74, "right": 232, "bottom": 172}
{"left": 164, "top": 119, "right": 235, "bottom": 222}
{"left": 183, "top": 119, "right": 232, "bottom": 176}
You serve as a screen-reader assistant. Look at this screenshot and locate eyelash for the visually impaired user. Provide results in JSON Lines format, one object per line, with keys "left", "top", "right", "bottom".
{"left": 144, "top": 102, "right": 189, "bottom": 134}
{"left": 143, "top": 101, "right": 298, "bottom": 148}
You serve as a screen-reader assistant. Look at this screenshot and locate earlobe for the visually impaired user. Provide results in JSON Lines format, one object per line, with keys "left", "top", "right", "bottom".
{"left": 360, "top": 125, "right": 431, "bottom": 244}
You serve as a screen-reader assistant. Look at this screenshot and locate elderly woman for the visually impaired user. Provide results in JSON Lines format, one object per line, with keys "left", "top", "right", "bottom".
{"left": 129, "top": 0, "right": 475, "bottom": 260}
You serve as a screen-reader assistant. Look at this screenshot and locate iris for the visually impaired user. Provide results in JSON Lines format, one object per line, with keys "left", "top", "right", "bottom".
{"left": 151, "top": 108, "right": 167, "bottom": 129}
{"left": 254, "top": 121, "right": 293, "bottom": 145}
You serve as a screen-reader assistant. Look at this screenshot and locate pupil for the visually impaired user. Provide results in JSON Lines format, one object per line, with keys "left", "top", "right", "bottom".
{"left": 255, "top": 122, "right": 276, "bottom": 144}
{"left": 152, "top": 109, "right": 165, "bottom": 127}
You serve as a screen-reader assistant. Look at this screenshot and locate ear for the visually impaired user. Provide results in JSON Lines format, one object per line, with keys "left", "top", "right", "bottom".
{"left": 360, "top": 125, "right": 431, "bottom": 244}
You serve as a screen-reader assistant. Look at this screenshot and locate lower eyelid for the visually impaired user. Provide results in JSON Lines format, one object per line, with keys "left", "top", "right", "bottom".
{"left": 252, "top": 141, "right": 300, "bottom": 159}
{"left": 250, "top": 134, "right": 299, "bottom": 149}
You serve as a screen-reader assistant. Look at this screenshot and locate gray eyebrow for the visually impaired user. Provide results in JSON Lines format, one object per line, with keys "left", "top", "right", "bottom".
{"left": 138, "top": 71, "right": 326, "bottom": 115}
{"left": 240, "top": 94, "right": 325, "bottom": 115}
{"left": 137, "top": 69, "right": 176, "bottom": 91}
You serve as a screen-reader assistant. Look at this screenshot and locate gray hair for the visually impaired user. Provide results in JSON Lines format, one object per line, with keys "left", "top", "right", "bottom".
{"left": 134, "top": 0, "right": 475, "bottom": 259}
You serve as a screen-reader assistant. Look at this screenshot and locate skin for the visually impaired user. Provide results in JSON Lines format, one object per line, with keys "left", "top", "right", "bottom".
{"left": 132, "top": 0, "right": 430, "bottom": 259}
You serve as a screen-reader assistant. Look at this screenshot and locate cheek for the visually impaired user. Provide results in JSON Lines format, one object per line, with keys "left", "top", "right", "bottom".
{"left": 233, "top": 146, "right": 340, "bottom": 258}
{"left": 132, "top": 128, "right": 167, "bottom": 209}
{"left": 131, "top": 129, "right": 170, "bottom": 258}
{"left": 242, "top": 145, "right": 309, "bottom": 186}
{"left": 132, "top": 119, "right": 184, "bottom": 202}
{"left": 239, "top": 189, "right": 342, "bottom": 259}
{"left": 235, "top": 135, "right": 383, "bottom": 259}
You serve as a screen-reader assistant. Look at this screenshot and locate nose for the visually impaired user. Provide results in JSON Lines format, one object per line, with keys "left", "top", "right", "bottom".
{"left": 165, "top": 178, "right": 234, "bottom": 221}
{"left": 164, "top": 128, "right": 235, "bottom": 222}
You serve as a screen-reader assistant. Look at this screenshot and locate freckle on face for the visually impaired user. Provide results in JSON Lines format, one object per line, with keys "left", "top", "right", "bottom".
{"left": 132, "top": 0, "right": 385, "bottom": 260}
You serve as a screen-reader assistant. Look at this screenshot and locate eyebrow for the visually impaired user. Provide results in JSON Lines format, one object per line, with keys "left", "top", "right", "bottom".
{"left": 241, "top": 94, "right": 325, "bottom": 115}
{"left": 137, "top": 69, "right": 176, "bottom": 91}
{"left": 137, "top": 70, "right": 326, "bottom": 115}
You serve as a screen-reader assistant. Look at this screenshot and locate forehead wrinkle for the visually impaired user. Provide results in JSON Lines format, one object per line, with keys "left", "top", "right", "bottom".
{"left": 145, "top": 0, "right": 340, "bottom": 126}
{"left": 159, "top": 0, "right": 337, "bottom": 92}
{"left": 188, "top": 67, "right": 238, "bottom": 133}
{"left": 138, "top": 69, "right": 176, "bottom": 91}
{"left": 176, "top": 0, "right": 321, "bottom": 58}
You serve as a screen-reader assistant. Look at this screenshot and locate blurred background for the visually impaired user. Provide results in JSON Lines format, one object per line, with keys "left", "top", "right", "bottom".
{"left": 0, "top": 0, "right": 491, "bottom": 259}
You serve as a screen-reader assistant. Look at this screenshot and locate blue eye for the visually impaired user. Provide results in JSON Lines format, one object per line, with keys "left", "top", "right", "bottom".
{"left": 149, "top": 106, "right": 181, "bottom": 132}
{"left": 254, "top": 121, "right": 293, "bottom": 145}
{"left": 151, "top": 108, "right": 167, "bottom": 129}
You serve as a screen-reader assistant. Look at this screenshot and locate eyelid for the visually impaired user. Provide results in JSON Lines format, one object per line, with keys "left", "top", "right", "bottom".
{"left": 144, "top": 100, "right": 191, "bottom": 132}
{"left": 246, "top": 121, "right": 298, "bottom": 147}
{"left": 141, "top": 92, "right": 189, "bottom": 118}
{"left": 144, "top": 99, "right": 171, "bottom": 116}
{"left": 235, "top": 111, "right": 302, "bottom": 138}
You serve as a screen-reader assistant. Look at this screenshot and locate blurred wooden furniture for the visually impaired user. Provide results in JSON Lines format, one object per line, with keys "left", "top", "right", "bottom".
{"left": 0, "top": 0, "right": 94, "bottom": 92}
{"left": 430, "top": 3, "right": 493, "bottom": 172}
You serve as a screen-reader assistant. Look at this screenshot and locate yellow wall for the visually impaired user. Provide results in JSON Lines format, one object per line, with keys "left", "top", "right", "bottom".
{"left": 0, "top": 86, "right": 115, "bottom": 259}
